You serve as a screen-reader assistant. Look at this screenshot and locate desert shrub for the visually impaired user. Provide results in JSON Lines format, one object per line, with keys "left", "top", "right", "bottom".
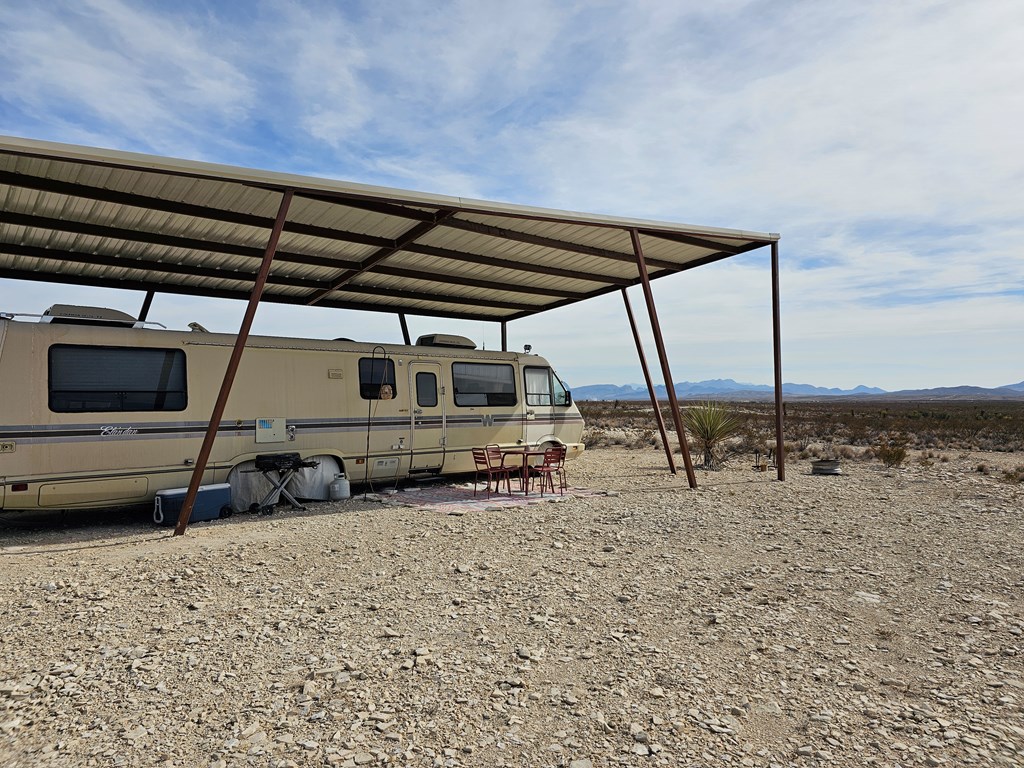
{"left": 629, "top": 429, "right": 658, "bottom": 450}
{"left": 976, "top": 463, "right": 990, "bottom": 475}
{"left": 838, "top": 446, "right": 857, "bottom": 460}
{"left": 683, "top": 401, "right": 742, "bottom": 470}
{"left": 876, "top": 434, "right": 908, "bottom": 468}
{"left": 582, "top": 428, "right": 608, "bottom": 449}
{"left": 1003, "top": 465, "right": 1024, "bottom": 483}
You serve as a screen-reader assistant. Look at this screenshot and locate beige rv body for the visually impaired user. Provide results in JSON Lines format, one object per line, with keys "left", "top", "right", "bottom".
{"left": 0, "top": 315, "right": 584, "bottom": 511}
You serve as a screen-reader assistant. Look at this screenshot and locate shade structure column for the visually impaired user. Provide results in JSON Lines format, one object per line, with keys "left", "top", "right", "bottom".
{"left": 399, "top": 313, "right": 411, "bottom": 345}
{"left": 621, "top": 288, "right": 676, "bottom": 473}
{"left": 138, "top": 290, "right": 155, "bottom": 322}
{"left": 173, "top": 189, "right": 295, "bottom": 536}
{"left": 771, "top": 240, "right": 786, "bottom": 480}
{"left": 501, "top": 321, "right": 507, "bottom": 352}
{"left": 629, "top": 228, "right": 697, "bottom": 488}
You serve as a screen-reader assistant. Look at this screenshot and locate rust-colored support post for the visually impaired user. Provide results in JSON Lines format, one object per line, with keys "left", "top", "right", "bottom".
{"left": 630, "top": 228, "right": 697, "bottom": 488}
{"left": 771, "top": 240, "right": 786, "bottom": 480}
{"left": 138, "top": 290, "right": 155, "bottom": 322}
{"left": 621, "top": 288, "right": 675, "bottom": 473}
{"left": 399, "top": 313, "right": 411, "bottom": 345}
{"left": 173, "top": 190, "right": 294, "bottom": 536}
{"left": 501, "top": 321, "right": 507, "bottom": 352}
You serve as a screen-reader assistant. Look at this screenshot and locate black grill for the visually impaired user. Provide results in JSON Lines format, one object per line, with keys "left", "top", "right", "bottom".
{"left": 254, "top": 452, "right": 318, "bottom": 472}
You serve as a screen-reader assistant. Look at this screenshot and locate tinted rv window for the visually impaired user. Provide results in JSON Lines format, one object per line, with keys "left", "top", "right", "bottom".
{"left": 359, "top": 358, "right": 397, "bottom": 400}
{"left": 452, "top": 363, "right": 516, "bottom": 407}
{"left": 415, "top": 372, "right": 438, "bottom": 407}
{"left": 49, "top": 345, "right": 187, "bottom": 412}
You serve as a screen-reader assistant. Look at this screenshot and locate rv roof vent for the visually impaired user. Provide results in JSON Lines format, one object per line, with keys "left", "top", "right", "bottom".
{"left": 415, "top": 333, "right": 477, "bottom": 349}
{"left": 42, "top": 305, "right": 138, "bottom": 327}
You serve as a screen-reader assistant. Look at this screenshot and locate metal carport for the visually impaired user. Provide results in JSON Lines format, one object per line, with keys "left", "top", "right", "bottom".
{"left": 0, "top": 135, "right": 785, "bottom": 534}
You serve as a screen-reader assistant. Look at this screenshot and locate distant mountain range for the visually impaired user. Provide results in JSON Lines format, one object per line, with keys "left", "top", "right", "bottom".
{"left": 572, "top": 378, "right": 1024, "bottom": 401}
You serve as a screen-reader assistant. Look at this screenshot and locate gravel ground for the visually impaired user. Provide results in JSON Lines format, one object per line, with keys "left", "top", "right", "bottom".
{"left": 1, "top": 448, "right": 1022, "bottom": 768}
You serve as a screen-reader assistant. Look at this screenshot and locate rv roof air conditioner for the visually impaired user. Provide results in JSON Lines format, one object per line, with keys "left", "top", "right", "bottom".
{"left": 42, "top": 305, "right": 139, "bottom": 328}
{"left": 415, "top": 333, "right": 477, "bottom": 349}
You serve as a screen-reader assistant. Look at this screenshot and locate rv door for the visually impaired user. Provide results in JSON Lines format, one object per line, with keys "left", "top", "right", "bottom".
{"left": 409, "top": 362, "right": 445, "bottom": 470}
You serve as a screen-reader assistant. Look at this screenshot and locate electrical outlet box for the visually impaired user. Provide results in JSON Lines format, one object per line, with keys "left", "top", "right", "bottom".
{"left": 255, "top": 418, "right": 286, "bottom": 443}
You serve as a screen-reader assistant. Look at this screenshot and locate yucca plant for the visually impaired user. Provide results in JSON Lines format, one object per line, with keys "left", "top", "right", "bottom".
{"left": 683, "top": 401, "right": 742, "bottom": 470}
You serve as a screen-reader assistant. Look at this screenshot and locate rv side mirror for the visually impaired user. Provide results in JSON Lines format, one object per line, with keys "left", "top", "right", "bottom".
{"left": 563, "top": 390, "right": 572, "bottom": 406}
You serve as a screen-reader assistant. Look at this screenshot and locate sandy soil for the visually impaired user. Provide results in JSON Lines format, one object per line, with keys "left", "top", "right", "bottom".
{"left": 1, "top": 448, "right": 1022, "bottom": 768}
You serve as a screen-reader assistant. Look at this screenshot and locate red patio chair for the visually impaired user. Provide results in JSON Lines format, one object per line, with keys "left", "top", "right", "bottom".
{"left": 486, "top": 444, "right": 525, "bottom": 489}
{"left": 527, "top": 444, "right": 567, "bottom": 496}
{"left": 472, "top": 447, "right": 512, "bottom": 498}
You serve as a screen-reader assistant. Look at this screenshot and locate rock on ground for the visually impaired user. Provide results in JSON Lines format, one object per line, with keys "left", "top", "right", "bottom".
{"left": 0, "top": 448, "right": 1022, "bottom": 767}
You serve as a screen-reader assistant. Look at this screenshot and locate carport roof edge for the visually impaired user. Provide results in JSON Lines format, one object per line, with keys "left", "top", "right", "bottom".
{"left": 0, "top": 134, "right": 779, "bottom": 322}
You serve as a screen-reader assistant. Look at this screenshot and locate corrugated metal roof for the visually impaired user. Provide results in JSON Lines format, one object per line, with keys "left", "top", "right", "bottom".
{"left": 0, "top": 135, "right": 778, "bottom": 322}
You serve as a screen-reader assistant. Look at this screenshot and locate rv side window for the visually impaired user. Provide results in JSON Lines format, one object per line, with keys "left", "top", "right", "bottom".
{"left": 415, "top": 372, "right": 438, "bottom": 407}
{"left": 524, "top": 366, "right": 571, "bottom": 406}
{"left": 452, "top": 362, "right": 516, "bottom": 407}
{"left": 524, "top": 367, "right": 552, "bottom": 406}
{"left": 48, "top": 345, "right": 187, "bottom": 413}
{"left": 552, "top": 371, "right": 570, "bottom": 406}
{"left": 359, "top": 358, "right": 397, "bottom": 400}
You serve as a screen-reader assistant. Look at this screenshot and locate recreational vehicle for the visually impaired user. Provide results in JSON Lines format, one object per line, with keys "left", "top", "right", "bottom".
{"left": 0, "top": 306, "right": 585, "bottom": 512}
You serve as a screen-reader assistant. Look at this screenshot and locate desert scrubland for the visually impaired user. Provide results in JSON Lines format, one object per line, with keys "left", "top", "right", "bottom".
{"left": 1, "top": 401, "right": 1022, "bottom": 768}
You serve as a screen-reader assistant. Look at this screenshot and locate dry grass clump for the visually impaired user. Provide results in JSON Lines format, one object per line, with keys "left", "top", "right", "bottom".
{"left": 582, "top": 425, "right": 658, "bottom": 451}
{"left": 1003, "top": 465, "right": 1024, "bottom": 483}
{"left": 876, "top": 434, "right": 909, "bottom": 468}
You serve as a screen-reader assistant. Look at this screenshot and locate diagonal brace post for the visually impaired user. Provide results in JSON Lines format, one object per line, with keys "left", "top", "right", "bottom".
{"left": 621, "top": 288, "right": 676, "bottom": 473}
{"left": 173, "top": 190, "right": 294, "bottom": 535}
{"left": 630, "top": 228, "right": 697, "bottom": 488}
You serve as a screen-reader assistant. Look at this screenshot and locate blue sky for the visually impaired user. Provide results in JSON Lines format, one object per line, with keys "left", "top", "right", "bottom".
{"left": 1, "top": 0, "right": 1022, "bottom": 391}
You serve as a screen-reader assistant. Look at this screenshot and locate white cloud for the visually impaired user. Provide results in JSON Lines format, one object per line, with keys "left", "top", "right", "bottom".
{"left": 0, "top": 0, "right": 254, "bottom": 156}
{"left": 0, "top": 0, "right": 1021, "bottom": 392}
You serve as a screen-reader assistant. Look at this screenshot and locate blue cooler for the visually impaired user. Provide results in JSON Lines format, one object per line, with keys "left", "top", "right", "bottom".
{"left": 153, "top": 483, "right": 232, "bottom": 526}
